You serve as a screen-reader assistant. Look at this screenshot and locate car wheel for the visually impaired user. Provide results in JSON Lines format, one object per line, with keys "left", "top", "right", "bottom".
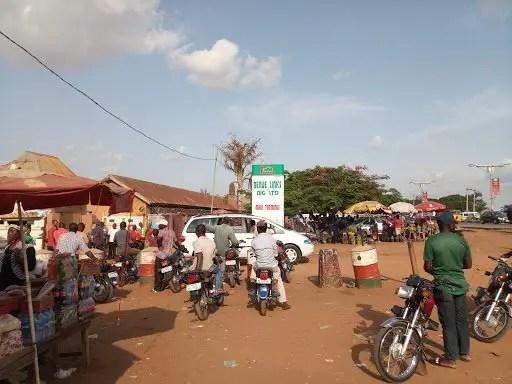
{"left": 284, "top": 244, "right": 302, "bottom": 264}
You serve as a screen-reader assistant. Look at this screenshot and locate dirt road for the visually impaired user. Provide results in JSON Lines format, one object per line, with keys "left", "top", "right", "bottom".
{"left": 49, "top": 229, "right": 511, "bottom": 384}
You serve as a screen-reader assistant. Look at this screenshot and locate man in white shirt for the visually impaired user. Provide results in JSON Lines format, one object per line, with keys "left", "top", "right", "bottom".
{"left": 108, "top": 223, "right": 119, "bottom": 258}
{"left": 250, "top": 220, "right": 290, "bottom": 310}
{"left": 56, "top": 223, "right": 99, "bottom": 262}
{"left": 193, "top": 224, "right": 221, "bottom": 293}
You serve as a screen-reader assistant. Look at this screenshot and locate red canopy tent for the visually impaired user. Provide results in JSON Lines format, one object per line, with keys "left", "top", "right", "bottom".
{"left": 0, "top": 173, "right": 133, "bottom": 215}
{"left": 415, "top": 200, "right": 446, "bottom": 212}
{"left": 0, "top": 172, "right": 133, "bottom": 383}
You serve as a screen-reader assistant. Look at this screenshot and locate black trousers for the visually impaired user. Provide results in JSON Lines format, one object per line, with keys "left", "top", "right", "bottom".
{"left": 435, "top": 289, "right": 470, "bottom": 360}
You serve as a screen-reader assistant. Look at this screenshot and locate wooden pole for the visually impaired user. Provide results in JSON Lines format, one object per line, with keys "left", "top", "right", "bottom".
{"left": 406, "top": 238, "right": 419, "bottom": 275}
{"left": 17, "top": 202, "right": 41, "bottom": 384}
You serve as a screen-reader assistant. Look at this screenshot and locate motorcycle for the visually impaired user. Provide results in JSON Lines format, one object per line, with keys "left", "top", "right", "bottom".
{"left": 158, "top": 244, "right": 191, "bottom": 293}
{"left": 93, "top": 262, "right": 119, "bottom": 304}
{"left": 471, "top": 256, "right": 512, "bottom": 342}
{"left": 276, "top": 240, "right": 293, "bottom": 283}
{"left": 224, "top": 247, "right": 241, "bottom": 288}
{"left": 254, "top": 268, "right": 280, "bottom": 316}
{"left": 373, "top": 275, "right": 438, "bottom": 383}
{"left": 185, "top": 264, "right": 225, "bottom": 321}
{"left": 113, "top": 255, "right": 138, "bottom": 287}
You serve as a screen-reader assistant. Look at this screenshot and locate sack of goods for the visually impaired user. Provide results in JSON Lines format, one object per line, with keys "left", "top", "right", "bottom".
{"left": 55, "top": 305, "right": 77, "bottom": 329}
{"left": 0, "top": 314, "right": 23, "bottom": 358}
{"left": 49, "top": 254, "right": 79, "bottom": 329}
{"left": 18, "top": 282, "right": 56, "bottom": 343}
{"left": 78, "top": 275, "right": 96, "bottom": 321}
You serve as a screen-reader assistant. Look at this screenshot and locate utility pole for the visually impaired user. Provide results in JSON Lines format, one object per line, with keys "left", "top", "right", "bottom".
{"left": 468, "top": 163, "right": 511, "bottom": 211}
{"left": 210, "top": 147, "right": 219, "bottom": 213}
{"left": 409, "top": 180, "right": 433, "bottom": 204}
{"left": 465, "top": 188, "right": 477, "bottom": 212}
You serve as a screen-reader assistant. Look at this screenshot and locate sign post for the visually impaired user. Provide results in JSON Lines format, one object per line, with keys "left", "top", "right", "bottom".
{"left": 251, "top": 164, "right": 285, "bottom": 226}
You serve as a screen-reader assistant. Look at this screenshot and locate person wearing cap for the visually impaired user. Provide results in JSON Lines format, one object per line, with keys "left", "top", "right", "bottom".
{"left": 0, "top": 225, "right": 37, "bottom": 290}
{"left": 423, "top": 211, "right": 471, "bottom": 368}
{"left": 250, "top": 220, "right": 291, "bottom": 310}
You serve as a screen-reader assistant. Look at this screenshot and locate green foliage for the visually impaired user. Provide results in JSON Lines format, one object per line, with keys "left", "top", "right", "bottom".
{"left": 284, "top": 165, "right": 400, "bottom": 213}
{"left": 438, "top": 192, "right": 487, "bottom": 212}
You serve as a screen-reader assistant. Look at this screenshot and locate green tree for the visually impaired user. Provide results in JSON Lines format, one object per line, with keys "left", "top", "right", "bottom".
{"left": 284, "top": 165, "right": 400, "bottom": 214}
{"left": 438, "top": 192, "right": 487, "bottom": 212}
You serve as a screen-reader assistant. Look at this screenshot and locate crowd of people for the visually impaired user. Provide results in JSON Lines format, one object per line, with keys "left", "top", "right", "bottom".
{"left": 287, "top": 212, "right": 440, "bottom": 246}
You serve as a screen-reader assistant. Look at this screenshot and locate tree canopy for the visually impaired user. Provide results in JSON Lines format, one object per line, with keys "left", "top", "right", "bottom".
{"left": 437, "top": 192, "right": 487, "bottom": 212}
{"left": 284, "top": 165, "right": 405, "bottom": 214}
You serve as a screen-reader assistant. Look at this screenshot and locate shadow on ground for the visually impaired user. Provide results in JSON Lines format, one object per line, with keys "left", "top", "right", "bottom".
{"left": 44, "top": 306, "right": 177, "bottom": 383}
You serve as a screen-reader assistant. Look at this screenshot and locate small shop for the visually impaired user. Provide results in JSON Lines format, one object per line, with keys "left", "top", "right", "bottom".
{"left": 0, "top": 170, "right": 132, "bottom": 383}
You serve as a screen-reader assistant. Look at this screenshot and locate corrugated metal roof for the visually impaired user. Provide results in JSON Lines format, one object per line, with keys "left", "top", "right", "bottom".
{"left": 107, "top": 175, "right": 238, "bottom": 211}
{"left": 0, "top": 151, "right": 76, "bottom": 177}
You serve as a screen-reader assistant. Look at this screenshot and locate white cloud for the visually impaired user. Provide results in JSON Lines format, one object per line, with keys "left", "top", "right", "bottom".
{"left": 227, "top": 94, "right": 386, "bottom": 130}
{"left": 0, "top": 0, "right": 179, "bottom": 69}
{"left": 332, "top": 70, "right": 351, "bottom": 80}
{"left": 369, "top": 135, "right": 384, "bottom": 149}
{"left": 478, "top": 0, "right": 512, "bottom": 19}
{"left": 0, "top": 1, "right": 280, "bottom": 89}
{"left": 170, "top": 39, "right": 281, "bottom": 89}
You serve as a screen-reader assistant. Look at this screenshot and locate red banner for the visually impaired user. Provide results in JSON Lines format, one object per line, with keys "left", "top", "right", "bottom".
{"left": 491, "top": 178, "right": 500, "bottom": 197}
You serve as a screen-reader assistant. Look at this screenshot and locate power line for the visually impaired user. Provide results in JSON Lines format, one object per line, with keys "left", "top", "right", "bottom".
{"left": 0, "top": 29, "right": 214, "bottom": 161}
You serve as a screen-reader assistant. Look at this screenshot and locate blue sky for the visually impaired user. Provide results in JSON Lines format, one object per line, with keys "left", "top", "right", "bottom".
{"left": 1, "top": 0, "right": 511, "bottom": 207}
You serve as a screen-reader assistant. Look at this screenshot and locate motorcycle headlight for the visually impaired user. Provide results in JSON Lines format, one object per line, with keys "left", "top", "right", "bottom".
{"left": 396, "top": 285, "right": 415, "bottom": 299}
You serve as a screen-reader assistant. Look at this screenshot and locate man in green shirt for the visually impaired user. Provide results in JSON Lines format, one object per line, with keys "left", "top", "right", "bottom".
{"left": 424, "top": 211, "right": 472, "bottom": 368}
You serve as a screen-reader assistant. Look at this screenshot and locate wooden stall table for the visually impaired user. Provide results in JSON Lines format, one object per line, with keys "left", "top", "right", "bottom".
{"left": 0, "top": 320, "right": 91, "bottom": 383}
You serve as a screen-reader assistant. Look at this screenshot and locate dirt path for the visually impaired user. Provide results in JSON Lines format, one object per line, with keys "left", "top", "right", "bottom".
{"left": 49, "top": 229, "right": 511, "bottom": 383}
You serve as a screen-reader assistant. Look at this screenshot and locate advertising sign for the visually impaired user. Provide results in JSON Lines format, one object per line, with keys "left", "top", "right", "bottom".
{"left": 491, "top": 178, "right": 500, "bottom": 197}
{"left": 251, "top": 164, "right": 285, "bottom": 226}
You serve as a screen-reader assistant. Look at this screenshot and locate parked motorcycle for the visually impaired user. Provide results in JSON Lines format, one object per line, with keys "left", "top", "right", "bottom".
{"left": 225, "top": 247, "right": 241, "bottom": 288}
{"left": 113, "top": 255, "right": 138, "bottom": 287}
{"left": 93, "top": 262, "right": 119, "bottom": 303}
{"left": 373, "top": 275, "right": 438, "bottom": 383}
{"left": 158, "top": 244, "right": 191, "bottom": 293}
{"left": 276, "top": 240, "right": 293, "bottom": 283}
{"left": 471, "top": 256, "right": 512, "bottom": 342}
{"left": 185, "top": 265, "right": 224, "bottom": 321}
{"left": 254, "top": 268, "right": 280, "bottom": 316}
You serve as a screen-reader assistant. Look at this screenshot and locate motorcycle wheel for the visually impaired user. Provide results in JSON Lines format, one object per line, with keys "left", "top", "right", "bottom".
{"left": 259, "top": 300, "right": 267, "bottom": 317}
{"left": 93, "top": 277, "right": 113, "bottom": 304}
{"left": 168, "top": 274, "right": 182, "bottom": 293}
{"left": 216, "top": 294, "right": 225, "bottom": 306}
{"left": 194, "top": 291, "right": 209, "bottom": 321}
{"left": 373, "top": 323, "right": 421, "bottom": 383}
{"left": 472, "top": 303, "right": 509, "bottom": 342}
{"left": 228, "top": 273, "right": 236, "bottom": 288}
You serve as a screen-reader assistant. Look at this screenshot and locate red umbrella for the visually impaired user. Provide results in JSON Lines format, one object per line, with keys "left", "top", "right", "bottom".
{"left": 415, "top": 200, "right": 446, "bottom": 212}
{"left": 0, "top": 173, "right": 133, "bottom": 214}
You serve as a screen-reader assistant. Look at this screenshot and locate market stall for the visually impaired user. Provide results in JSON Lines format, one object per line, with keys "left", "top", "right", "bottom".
{"left": 343, "top": 201, "right": 390, "bottom": 214}
{"left": 0, "top": 171, "right": 133, "bottom": 383}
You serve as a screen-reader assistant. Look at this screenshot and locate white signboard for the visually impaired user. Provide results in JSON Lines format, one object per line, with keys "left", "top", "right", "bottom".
{"left": 251, "top": 164, "right": 285, "bottom": 226}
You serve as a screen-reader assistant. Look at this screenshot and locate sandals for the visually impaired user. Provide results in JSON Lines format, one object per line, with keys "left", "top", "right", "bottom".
{"left": 460, "top": 354, "right": 471, "bottom": 362}
{"left": 434, "top": 356, "right": 457, "bottom": 369}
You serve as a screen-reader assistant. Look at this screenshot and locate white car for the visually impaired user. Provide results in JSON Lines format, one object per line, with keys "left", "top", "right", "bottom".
{"left": 181, "top": 214, "right": 314, "bottom": 264}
